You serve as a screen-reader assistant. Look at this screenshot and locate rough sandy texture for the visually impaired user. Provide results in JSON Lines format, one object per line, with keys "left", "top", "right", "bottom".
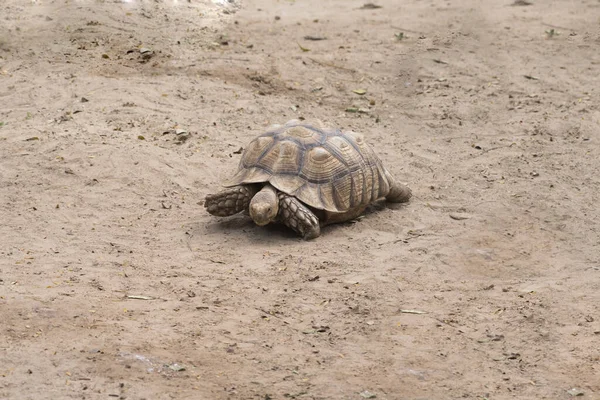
{"left": 1, "top": 0, "right": 599, "bottom": 399}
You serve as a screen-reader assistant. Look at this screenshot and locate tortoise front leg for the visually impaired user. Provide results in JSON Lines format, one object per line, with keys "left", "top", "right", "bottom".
{"left": 277, "top": 193, "right": 321, "bottom": 240}
{"left": 204, "top": 185, "right": 258, "bottom": 217}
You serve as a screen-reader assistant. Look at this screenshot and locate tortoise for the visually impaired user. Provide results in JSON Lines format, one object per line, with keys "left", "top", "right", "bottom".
{"left": 204, "top": 120, "right": 411, "bottom": 239}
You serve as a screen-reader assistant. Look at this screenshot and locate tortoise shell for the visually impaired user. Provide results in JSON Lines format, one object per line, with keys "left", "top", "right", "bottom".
{"left": 224, "top": 120, "right": 393, "bottom": 213}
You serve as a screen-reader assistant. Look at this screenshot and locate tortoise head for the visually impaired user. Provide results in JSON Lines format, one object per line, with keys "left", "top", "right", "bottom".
{"left": 249, "top": 184, "right": 279, "bottom": 226}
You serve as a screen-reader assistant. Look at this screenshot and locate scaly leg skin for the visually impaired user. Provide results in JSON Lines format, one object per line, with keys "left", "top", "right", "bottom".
{"left": 384, "top": 169, "right": 412, "bottom": 203}
{"left": 204, "top": 185, "right": 258, "bottom": 217}
{"left": 277, "top": 193, "right": 321, "bottom": 240}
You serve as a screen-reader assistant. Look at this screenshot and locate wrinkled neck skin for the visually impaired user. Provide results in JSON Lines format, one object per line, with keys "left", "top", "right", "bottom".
{"left": 249, "top": 184, "right": 279, "bottom": 226}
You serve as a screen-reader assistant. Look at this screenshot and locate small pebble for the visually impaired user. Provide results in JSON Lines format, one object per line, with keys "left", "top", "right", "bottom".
{"left": 567, "top": 388, "right": 584, "bottom": 397}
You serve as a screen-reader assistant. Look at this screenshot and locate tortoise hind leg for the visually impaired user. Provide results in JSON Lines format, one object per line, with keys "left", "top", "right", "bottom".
{"left": 384, "top": 170, "right": 412, "bottom": 203}
{"left": 322, "top": 205, "right": 367, "bottom": 226}
{"left": 277, "top": 193, "right": 321, "bottom": 240}
{"left": 205, "top": 185, "right": 259, "bottom": 217}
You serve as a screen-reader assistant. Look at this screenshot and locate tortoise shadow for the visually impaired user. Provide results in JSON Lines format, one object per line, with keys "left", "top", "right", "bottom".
{"left": 202, "top": 199, "right": 409, "bottom": 242}
{"left": 203, "top": 214, "right": 299, "bottom": 242}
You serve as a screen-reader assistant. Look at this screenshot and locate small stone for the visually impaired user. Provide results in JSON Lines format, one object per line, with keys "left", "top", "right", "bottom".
{"left": 567, "top": 388, "right": 584, "bottom": 397}
{"left": 167, "top": 363, "right": 186, "bottom": 372}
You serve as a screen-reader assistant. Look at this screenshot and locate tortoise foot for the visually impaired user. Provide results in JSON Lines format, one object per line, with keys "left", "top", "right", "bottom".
{"left": 277, "top": 193, "right": 320, "bottom": 240}
{"left": 386, "top": 182, "right": 411, "bottom": 203}
{"left": 384, "top": 170, "right": 412, "bottom": 203}
{"left": 205, "top": 185, "right": 258, "bottom": 217}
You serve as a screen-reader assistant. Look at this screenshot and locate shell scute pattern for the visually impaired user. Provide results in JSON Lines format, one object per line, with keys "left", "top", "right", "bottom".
{"left": 225, "top": 121, "right": 393, "bottom": 212}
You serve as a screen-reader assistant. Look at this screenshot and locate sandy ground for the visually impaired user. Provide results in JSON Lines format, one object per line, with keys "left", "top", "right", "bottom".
{"left": 1, "top": 0, "right": 600, "bottom": 399}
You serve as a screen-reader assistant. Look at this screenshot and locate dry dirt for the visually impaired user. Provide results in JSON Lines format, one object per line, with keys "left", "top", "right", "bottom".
{"left": 1, "top": 0, "right": 600, "bottom": 399}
